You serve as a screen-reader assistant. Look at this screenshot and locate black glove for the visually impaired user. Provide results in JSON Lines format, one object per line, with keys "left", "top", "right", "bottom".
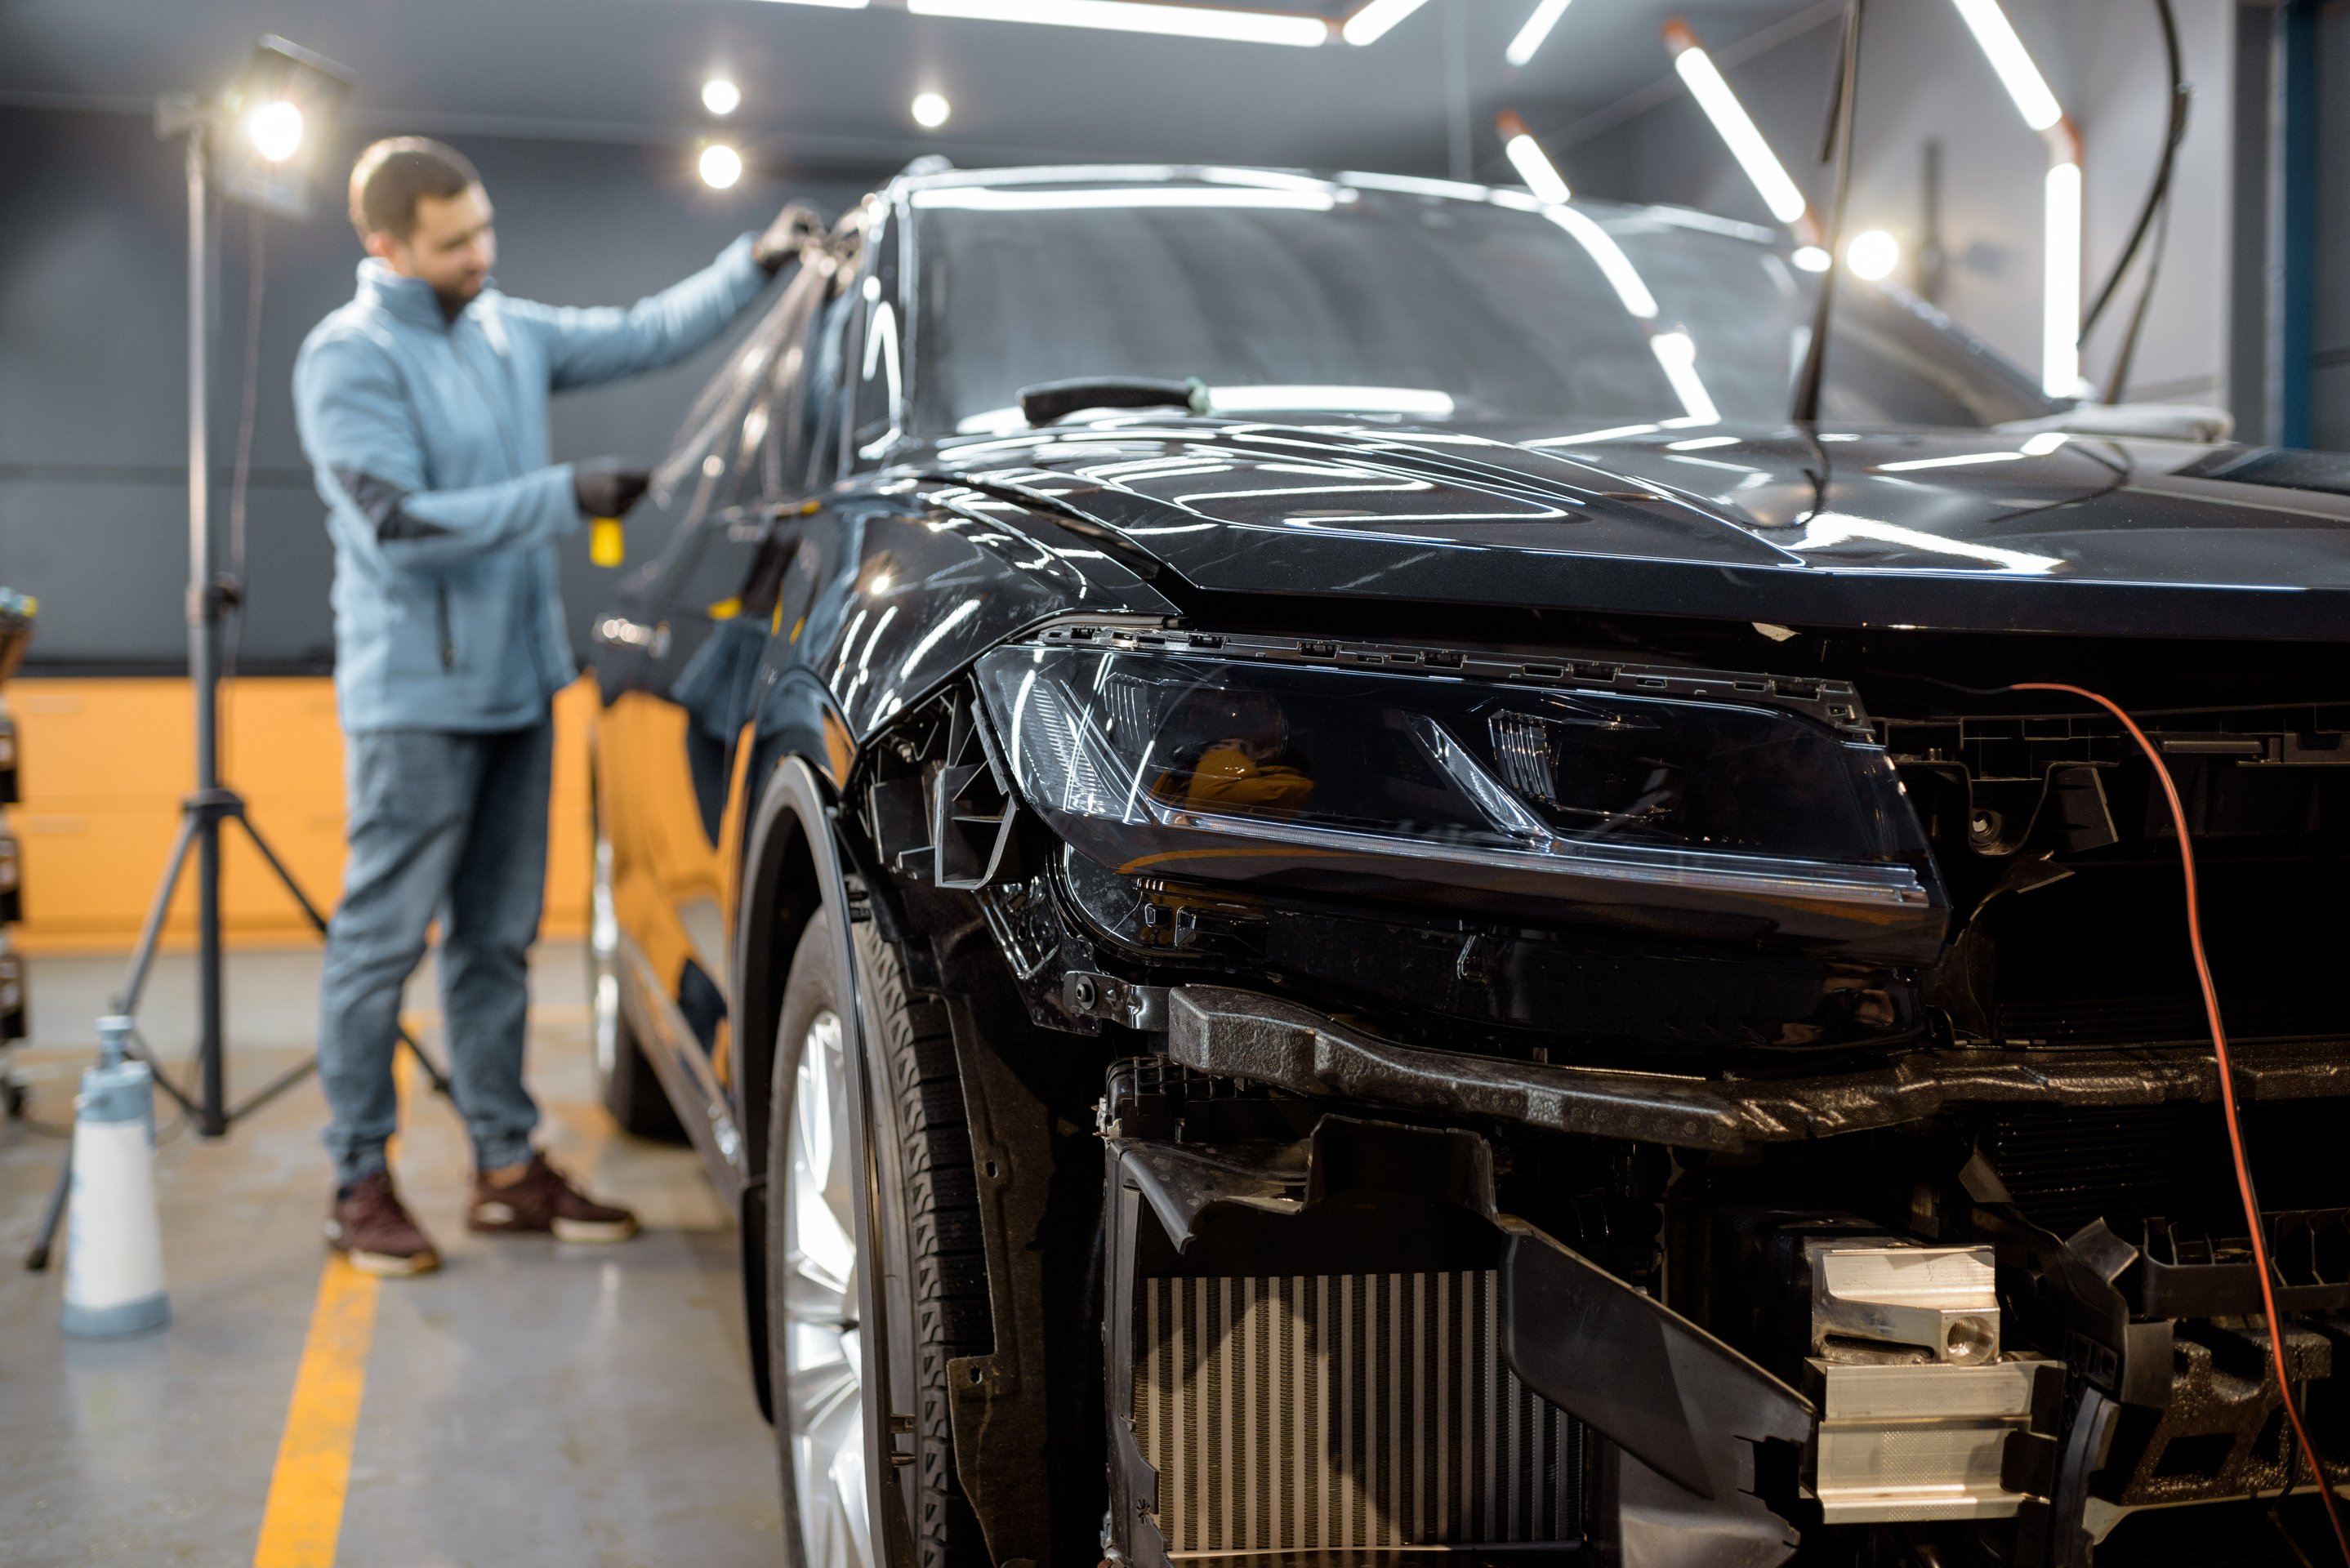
{"left": 574, "top": 459, "right": 651, "bottom": 519}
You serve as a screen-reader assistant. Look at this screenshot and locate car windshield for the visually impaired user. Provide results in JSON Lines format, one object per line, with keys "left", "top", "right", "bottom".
{"left": 907, "top": 178, "right": 2053, "bottom": 437}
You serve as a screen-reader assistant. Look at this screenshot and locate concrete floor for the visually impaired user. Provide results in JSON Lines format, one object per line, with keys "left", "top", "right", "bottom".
{"left": 0, "top": 942, "right": 783, "bottom": 1567}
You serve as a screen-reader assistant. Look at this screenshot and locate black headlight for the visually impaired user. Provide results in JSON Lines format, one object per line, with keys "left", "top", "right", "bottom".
{"left": 974, "top": 630, "right": 1946, "bottom": 961}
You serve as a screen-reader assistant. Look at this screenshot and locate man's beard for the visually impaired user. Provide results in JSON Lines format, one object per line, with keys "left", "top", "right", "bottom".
{"left": 434, "top": 274, "right": 485, "bottom": 322}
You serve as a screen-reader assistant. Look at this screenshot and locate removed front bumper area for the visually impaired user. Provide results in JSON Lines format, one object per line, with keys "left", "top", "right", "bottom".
{"left": 1095, "top": 988, "right": 2350, "bottom": 1568}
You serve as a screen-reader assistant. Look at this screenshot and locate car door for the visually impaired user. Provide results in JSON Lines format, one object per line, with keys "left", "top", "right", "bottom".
{"left": 589, "top": 229, "right": 860, "bottom": 1145}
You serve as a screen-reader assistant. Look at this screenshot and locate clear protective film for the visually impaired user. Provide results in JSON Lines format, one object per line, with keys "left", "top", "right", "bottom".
{"left": 650, "top": 210, "right": 868, "bottom": 511}
{"left": 974, "top": 640, "right": 1948, "bottom": 960}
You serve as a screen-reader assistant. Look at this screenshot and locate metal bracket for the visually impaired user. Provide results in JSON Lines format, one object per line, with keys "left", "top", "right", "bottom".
{"left": 1062, "top": 971, "right": 1167, "bottom": 1031}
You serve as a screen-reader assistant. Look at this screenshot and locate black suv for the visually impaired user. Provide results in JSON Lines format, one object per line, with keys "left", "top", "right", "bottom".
{"left": 586, "top": 164, "right": 2350, "bottom": 1568}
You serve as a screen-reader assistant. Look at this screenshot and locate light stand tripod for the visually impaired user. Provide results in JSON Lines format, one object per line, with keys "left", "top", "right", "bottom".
{"left": 136, "top": 96, "right": 452, "bottom": 1134}
{"left": 25, "top": 51, "right": 453, "bottom": 1271}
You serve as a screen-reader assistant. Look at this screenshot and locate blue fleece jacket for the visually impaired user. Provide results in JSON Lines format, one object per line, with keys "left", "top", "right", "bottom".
{"left": 293, "top": 235, "right": 770, "bottom": 733}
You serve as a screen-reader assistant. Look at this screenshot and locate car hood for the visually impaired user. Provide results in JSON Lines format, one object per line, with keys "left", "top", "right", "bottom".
{"left": 920, "top": 419, "right": 2350, "bottom": 640}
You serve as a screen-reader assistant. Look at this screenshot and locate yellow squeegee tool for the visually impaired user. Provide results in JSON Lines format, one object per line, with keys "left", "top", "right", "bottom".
{"left": 590, "top": 516, "right": 624, "bottom": 568}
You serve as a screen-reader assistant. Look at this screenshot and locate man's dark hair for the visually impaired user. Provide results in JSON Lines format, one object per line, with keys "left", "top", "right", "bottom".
{"left": 348, "top": 138, "right": 481, "bottom": 243}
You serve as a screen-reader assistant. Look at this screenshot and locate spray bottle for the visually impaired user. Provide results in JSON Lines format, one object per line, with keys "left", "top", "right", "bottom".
{"left": 61, "top": 1014, "right": 169, "bottom": 1339}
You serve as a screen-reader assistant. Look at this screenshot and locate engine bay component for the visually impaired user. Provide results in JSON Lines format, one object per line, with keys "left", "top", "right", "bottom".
{"left": 1059, "top": 969, "right": 1166, "bottom": 1030}
{"left": 1503, "top": 1232, "right": 1813, "bottom": 1568}
{"left": 1808, "top": 1358, "right": 2043, "bottom": 1524}
{"left": 1811, "top": 1243, "right": 2000, "bottom": 1363}
{"left": 974, "top": 634, "right": 1946, "bottom": 959}
{"left": 1164, "top": 985, "right": 2350, "bottom": 1152}
{"left": 933, "top": 690, "right": 1019, "bottom": 889}
{"left": 1133, "top": 1269, "right": 1583, "bottom": 1552}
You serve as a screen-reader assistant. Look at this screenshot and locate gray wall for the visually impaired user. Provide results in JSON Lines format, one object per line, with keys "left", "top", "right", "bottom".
{"left": 0, "top": 105, "right": 881, "bottom": 673}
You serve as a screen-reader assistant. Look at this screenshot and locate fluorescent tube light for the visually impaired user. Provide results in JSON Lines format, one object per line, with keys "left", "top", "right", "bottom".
{"left": 1504, "top": 136, "right": 1570, "bottom": 204}
{"left": 1340, "top": 172, "right": 1492, "bottom": 201}
{"left": 1505, "top": 0, "right": 1575, "bottom": 66}
{"left": 912, "top": 185, "right": 1336, "bottom": 212}
{"left": 1788, "top": 512, "right": 2062, "bottom": 574}
{"left": 907, "top": 0, "right": 1331, "bottom": 47}
{"left": 1948, "top": 0, "right": 2062, "bottom": 131}
{"left": 1209, "top": 385, "right": 1455, "bottom": 417}
{"left": 1496, "top": 113, "right": 1571, "bottom": 204}
{"left": 1666, "top": 23, "right": 1807, "bottom": 225}
{"left": 1650, "top": 331, "right": 1721, "bottom": 425}
{"left": 1341, "top": 0, "right": 1428, "bottom": 45}
{"left": 1875, "top": 452, "right": 2027, "bottom": 471}
{"left": 1544, "top": 205, "right": 1658, "bottom": 318}
{"left": 2043, "top": 160, "right": 2081, "bottom": 396}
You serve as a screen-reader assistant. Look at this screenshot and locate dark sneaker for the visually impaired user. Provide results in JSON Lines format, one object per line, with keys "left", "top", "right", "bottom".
{"left": 325, "top": 1171, "right": 441, "bottom": 1276}
{"left": 468, "top": 1154, "right": 638, "bottom": 1242}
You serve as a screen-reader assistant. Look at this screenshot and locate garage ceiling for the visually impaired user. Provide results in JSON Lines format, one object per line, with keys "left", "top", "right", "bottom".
{"left": 0, "top": 0, "right": 1834, "bottom": 183}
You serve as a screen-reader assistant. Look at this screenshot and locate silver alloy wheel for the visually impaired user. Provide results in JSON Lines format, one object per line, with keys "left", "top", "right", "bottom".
{"left": 591, "top": 833, "right": 622, "bottom": 1081}
{"left": 783, "top": 1008, "right": 870, "bottom": 1568}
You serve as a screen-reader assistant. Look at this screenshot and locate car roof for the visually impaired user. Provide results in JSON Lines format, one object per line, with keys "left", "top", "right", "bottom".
{"left": 885, "top": 163, "right": 1784, "bottom": 249}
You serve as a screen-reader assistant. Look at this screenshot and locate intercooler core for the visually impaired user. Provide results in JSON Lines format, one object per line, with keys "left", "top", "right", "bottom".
{"left": 1132, "top": 1271, "right": 1586, "bottom": 1554}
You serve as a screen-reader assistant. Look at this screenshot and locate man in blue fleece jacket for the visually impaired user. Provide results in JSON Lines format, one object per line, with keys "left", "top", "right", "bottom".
{"left": 295, "top": 137, "right": 818, "bottom": 1275}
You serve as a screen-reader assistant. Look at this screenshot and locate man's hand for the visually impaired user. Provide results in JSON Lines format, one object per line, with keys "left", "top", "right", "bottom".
{"left": 573, "top": 458, "right": 651, "bottom": 519}
{"left": 754, "top": 203, "right": 827, "bottom": 274}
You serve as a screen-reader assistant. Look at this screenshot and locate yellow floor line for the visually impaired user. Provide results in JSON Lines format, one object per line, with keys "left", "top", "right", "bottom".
{"left": 250, "top": 1018, "right": 425, "bottom": 1567}
{"left": 252, "top": 1257, "right": 380, "bottom": 1568}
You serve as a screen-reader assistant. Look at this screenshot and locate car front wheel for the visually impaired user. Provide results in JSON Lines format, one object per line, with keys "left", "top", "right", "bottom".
{"left": 767, "top": 908, "right": 989, "bottom": 1568}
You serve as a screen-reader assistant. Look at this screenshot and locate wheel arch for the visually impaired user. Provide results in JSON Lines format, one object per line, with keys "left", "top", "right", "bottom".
{"left": 733, "top": 757, "right": 828, "bottom": 1184}
{"left": 731, "top": 748, "right": 870, "bottom": 1438}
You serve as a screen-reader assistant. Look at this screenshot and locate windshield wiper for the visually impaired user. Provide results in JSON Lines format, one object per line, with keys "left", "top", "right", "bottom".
{"left": 1018, "top": 376, "right": 1209, "bottom": 426}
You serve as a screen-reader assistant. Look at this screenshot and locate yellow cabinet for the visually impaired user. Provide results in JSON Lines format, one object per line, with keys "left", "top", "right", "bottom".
{"left": 2, "top": 675, "right": 594, "bottom": 953}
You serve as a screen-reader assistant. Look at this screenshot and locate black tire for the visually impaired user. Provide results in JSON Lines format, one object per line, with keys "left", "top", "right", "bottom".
{"left": 768, "top": 908, "right": 989, "bottom": 1568}
{"left": 590, "top": 830, "right": 685, "bottom": 1141}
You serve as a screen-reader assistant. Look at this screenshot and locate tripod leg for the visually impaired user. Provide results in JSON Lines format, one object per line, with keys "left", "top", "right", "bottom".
{"left": 231, "top": 810, "right": 332, "bottom": 934}
{"left": 115, "top": 808, "right": 200, "bottom": 1014}
{"left": 24, "top": 1139, "right": 73, "bottom": 1272}
{"left": 123, "top": 1027, "right": 203, "bottom": 1120}
{"left": 229, "top": 1055, "right": 319, "bottom": 1122}
{"left": 194, "top": 808, "right": 226, "bottom": 1136}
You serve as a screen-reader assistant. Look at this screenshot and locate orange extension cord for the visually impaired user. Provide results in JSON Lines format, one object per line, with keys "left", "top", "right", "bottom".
{"left": 2013, "top": 684, "right": 2350, "bottom": 1563}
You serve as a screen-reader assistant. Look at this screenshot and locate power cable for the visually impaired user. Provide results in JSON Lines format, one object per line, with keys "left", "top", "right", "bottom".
{"left": 2013, "top": 681, "right": 2350, "bottom": 1567}
{"left": 2082, "top": 0, "right": 2190, "bottom": 402}
{"left": 1791, "top": 0, "right": 1866, "bottom": 427}
{"left": 2102, "top": 195, "right": 2174, "bottom": 407}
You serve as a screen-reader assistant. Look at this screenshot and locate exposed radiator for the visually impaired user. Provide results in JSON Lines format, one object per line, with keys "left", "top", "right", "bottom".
{"left": 1133, "top": 1272, "right": 1585, "bottom": 1556}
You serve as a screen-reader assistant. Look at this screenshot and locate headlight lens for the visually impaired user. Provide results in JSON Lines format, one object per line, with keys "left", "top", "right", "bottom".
{"left": 974, "top": 638, "right": 1945, "bottom": 957}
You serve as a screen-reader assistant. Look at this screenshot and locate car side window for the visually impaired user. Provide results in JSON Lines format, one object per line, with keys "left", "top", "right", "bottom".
{"left": 799, "top": 285, "right": 858, "bottom": 491}
{"left": 849, "top": 216, "right": 903, "bottom": 469}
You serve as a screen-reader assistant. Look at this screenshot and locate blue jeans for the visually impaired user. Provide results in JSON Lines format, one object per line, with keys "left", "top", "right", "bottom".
{"left": 318, "top": 719, "right": 551, "bottom": 1187}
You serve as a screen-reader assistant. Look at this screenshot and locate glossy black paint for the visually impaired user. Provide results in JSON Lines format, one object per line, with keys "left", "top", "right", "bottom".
{"left": 595, "top": 168, "right": 2350, "bottom": 815}
{"left": 909, "top": 420, "right": 2350, "bottom": 643}
{"left": 585, "top": 163, "right": 2350, "bottom": 1143}
{"left": 583, "top": 170, "right": 2350, "bottom": 1567}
